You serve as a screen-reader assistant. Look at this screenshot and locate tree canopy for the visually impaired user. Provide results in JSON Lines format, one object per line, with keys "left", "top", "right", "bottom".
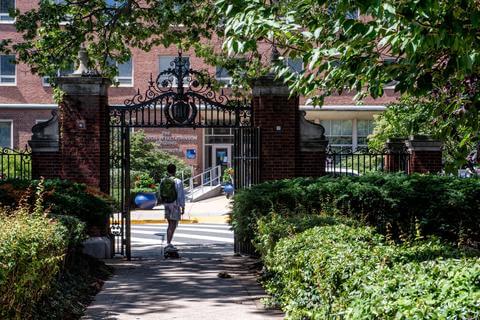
{"left": 1, "top": 0, "right": 479, "bottom": 165}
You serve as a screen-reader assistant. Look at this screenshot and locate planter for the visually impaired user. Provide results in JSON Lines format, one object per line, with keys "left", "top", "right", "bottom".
{"left": 134, "top": 192, "right": 157, "bottom": 210}
{"left": 223, "top": 183, "right": 234, "bottom": 195}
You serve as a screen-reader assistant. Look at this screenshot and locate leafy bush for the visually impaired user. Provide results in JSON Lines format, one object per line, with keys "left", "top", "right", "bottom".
{"left": 0, "top": 210, "right": 68, "bottom": 319}
{"left": 130, "top": 130, "right": 191, "bottom": 183}
{"left": 231, "top": 173, "right": 480, "bottom": 248}
{"left": 0, "top": 180, "right": 109, "bottom": 319}
{"left": 255, "top": 212, "right": 344, "bottom": 262}
{"left": 131, "top": 171, "right": 158, "bottom": 194}
{"left": 0, "top": 179, "right": 112, "bottom": 235}
{"left": 266, "top": 223, "right": 480, "bottom": 319}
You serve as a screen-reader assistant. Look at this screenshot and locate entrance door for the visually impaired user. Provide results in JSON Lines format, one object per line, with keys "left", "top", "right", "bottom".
{"left": 213, "top": 145, "right": 231, "bottom": 172}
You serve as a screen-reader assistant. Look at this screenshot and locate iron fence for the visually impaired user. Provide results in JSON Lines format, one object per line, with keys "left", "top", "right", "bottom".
{"left": 0, "top": 147, "right": 32, "bottom": 180}
{"left": 325, "top": 148, "right": 410, "bottom": 176}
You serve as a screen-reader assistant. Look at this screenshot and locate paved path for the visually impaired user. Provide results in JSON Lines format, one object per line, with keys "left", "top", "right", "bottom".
{"left": 131, "top": 223, "right": 233, "bottom": 248}
{"left": 83, "top": 224, "right": 283, "bottom": 320}
{"left": 131, "top": 196, "right": 232, "bottom": 224}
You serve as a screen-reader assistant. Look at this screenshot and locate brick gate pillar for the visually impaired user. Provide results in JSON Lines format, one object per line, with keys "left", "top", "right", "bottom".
{"left": 406, "top": 135, "right": 443, "bottom": 174}
{"left": 55, "top": 76, "right": 111, "bottom": 193}
{"left": 384, "top": 138, "right": 408, "bottom": 173}
{"left": 30, "top": 75, "right": 111, "bottom": 193}
{"left": 252, "top": 74, "right": 327, "bottom": 181}
{"left": 252, "top": 74, "right": 299, "bottom": 181}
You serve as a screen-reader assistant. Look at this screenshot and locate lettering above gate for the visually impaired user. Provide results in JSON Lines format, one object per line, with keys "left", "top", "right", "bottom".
{"left": 110, "top": 52, "right": 252, "bottom": 128}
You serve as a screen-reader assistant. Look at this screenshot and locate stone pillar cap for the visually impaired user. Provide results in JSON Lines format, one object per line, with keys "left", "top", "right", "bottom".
{"left": 56, "top": 76, "right": 111, "bottom": 96}
{"left": 251, "top": 73, "right": 292, "bottom": 96}
{"left": 407, "top": 135, "right": 443, "bottom": 152}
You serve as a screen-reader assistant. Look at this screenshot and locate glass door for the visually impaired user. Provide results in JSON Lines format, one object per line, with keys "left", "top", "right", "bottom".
{"left": 213, "top": 145, "right": 231, "bottom": 177}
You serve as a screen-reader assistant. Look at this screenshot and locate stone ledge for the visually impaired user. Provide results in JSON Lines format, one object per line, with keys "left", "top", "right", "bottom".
{"left": 57, "top": 76, "right": 111, "bottom": 96}
{"left": 82, "top": 236, "right": 112, "bottom": 259}
{"left": 252, "top": 74, "right": 291, "bottom": 96}
{"left": 406, "top": 135, "right": 443, "bottom": 152}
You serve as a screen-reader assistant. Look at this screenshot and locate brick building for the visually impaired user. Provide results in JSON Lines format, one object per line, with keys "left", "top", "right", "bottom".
{"left": 0, "top": 0, "right": 399, "bottom": 175}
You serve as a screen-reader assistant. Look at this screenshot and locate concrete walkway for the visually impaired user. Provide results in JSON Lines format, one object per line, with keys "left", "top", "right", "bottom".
{"left": 83, "top": 231, "right": 283, "bottom": 319}
{"left": 131, "top": 196, "right": 232, "bottom": 224}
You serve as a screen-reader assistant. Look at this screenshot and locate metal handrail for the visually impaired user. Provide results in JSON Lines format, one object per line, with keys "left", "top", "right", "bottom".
{"left": 183, "top": 165, "right": 222, "bottom": 200}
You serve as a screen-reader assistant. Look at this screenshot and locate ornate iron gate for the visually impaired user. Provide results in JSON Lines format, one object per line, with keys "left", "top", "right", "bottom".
{"left": 233, "top": 127, "right": 260, "bottom": 189}
{"left": 109, "top": 52, "right": 257, "bottom": 260}
{"left": 109, "top": 115, "right": 131, "bottom": 259}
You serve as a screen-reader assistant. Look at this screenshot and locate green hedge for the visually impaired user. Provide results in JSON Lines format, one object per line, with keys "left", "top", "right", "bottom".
{"left": 0, "top": 179, "right": 113, "bottom": 319}
{"left": 231, "top": 173, "right": 480, "bottom": 247}
{"left": 0, "top": 179, "right": 112, "bottom": 235}
{"left": 0, "top": 212, "right": 69, "bottom": 319}
{"left": 264, "top": 221, "right": 480, "bottom": 319}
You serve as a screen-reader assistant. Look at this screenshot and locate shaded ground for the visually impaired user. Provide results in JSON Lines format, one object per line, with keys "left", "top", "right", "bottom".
{"left": 83, "top": 226, "right": 283, "bottom": 320}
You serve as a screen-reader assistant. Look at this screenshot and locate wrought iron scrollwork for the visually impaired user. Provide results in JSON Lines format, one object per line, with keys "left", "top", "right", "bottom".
{"left": 116, "top": 51, "right": 252, "bottom": 128}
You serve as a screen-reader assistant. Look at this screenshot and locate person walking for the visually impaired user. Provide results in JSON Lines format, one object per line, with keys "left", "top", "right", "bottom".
{"left": 158, "top": 164, "right": 186, "bottom": 253}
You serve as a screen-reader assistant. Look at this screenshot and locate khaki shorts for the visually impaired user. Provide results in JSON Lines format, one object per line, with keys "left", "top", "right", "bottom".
{"left": 164, "top": 203, "right": 181, "bottom": 221}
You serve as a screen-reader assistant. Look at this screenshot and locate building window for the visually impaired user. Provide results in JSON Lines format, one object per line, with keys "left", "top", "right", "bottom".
{"left": 346, "top": 9, "right": 360, "bottom": 20}
{"left": 0, "top": 0, "right": 14, "bottom": 22}
{"left": 286, "top": 58, "right": 303, "bottom": 73}
{"left": 109, "top": 58, "right": 133, "bottom": 86}
{"left": 321, "top": 120, "right": 353, "bottom": 151}
{"left": 204, "top": 128, "right": 234, "bottom": 144}
{"left": 42, "top": 65, "right": 74, "bottom": 86}
{"left": 0, "top": 121, "right": 12, "bottom": 148}
{"left": 159, "top": 56, "right": 190, "bottom": 87}
{"left": 357, "top": 120, "right": 374, "bottom": 146}
{"left": 215, "top": 66, "right": 232, "bottom": 86}
{"left": 0, "top": 55, "right": 15, "bottom": 84}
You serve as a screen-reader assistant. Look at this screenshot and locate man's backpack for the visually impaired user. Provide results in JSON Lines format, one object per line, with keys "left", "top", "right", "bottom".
{"left": 159, "top": 176, "right": 177, "bottom": 204}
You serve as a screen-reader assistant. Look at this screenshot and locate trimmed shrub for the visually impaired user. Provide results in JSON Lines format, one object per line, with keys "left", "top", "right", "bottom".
{"left": 0, "top": 212, "right": 68, "bottom": 319}
{"left": 0, "top": 179, "right": 112, "bottom": 235}
{"left": 231, "top": 173, "right": 480, "bottom": 247}
{"left": 266, "top": 223, "right": 480, "bottom": 319}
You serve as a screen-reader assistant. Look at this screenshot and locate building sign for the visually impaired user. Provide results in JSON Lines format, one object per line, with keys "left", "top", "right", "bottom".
{"left": 147, "top": 131, "right": 198, "bottom": 156}
{"left": 186, "top": 149, "right": 196, "bottom": 159}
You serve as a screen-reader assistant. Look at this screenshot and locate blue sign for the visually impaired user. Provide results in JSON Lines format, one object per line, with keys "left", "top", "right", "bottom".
{"left": 186, "top": 149, "right": 196, "bottom": 159}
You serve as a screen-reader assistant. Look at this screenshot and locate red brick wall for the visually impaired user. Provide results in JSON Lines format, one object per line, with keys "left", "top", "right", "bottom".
{"left": 253, "top": 81, "right": 327, "bottom": 181}
{"left": 31, "top": 152, "right": 61, "bottom": 180}
{"left": 0, "top": 109, "right": 55, "bottom": 149}
{"left": 408, "top": 151, "right": 443, "bottom": 174}
{"left": 142, "top": 127, "right": 203, "bottom": 175}
{"left": 296, "top": 152, "right": 327, "bottom": 177}
{"left": 253, "top": 94, "right": 299, "bottom": 181}
{"left": 32, "top": 79, "right": 110, "bottom": 193}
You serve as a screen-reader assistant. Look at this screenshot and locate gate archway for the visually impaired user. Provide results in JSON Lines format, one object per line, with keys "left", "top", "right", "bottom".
{"left": 109, "top": 53, "right": 259, "bottom": 259}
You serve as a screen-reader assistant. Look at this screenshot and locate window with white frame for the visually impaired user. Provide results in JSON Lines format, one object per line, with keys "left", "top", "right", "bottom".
{"left": 159, "top": 56, "right": 189, "bottom": 86}
{"left": 215, "top": 66, "right": 232, "bottom": 86}
{"left": 42, "top": 65, "right": 74, "bottom": 86}
{"left": 0, "top": 121, "right": 12, "bottom": 148}
{"left": 357, "top": 120, "right": 375, "bottom": 146}
{"left": 0, "top": 55, "right": 15, "bottom": 84}
{"left": 108, "top": 58, "right": 133, "bottom": 86}
{"left": 0, "top": 0, "right": 14, "bottom": 22}
{"left": 321, "top": 120, "right": 353, "bottom": 151}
